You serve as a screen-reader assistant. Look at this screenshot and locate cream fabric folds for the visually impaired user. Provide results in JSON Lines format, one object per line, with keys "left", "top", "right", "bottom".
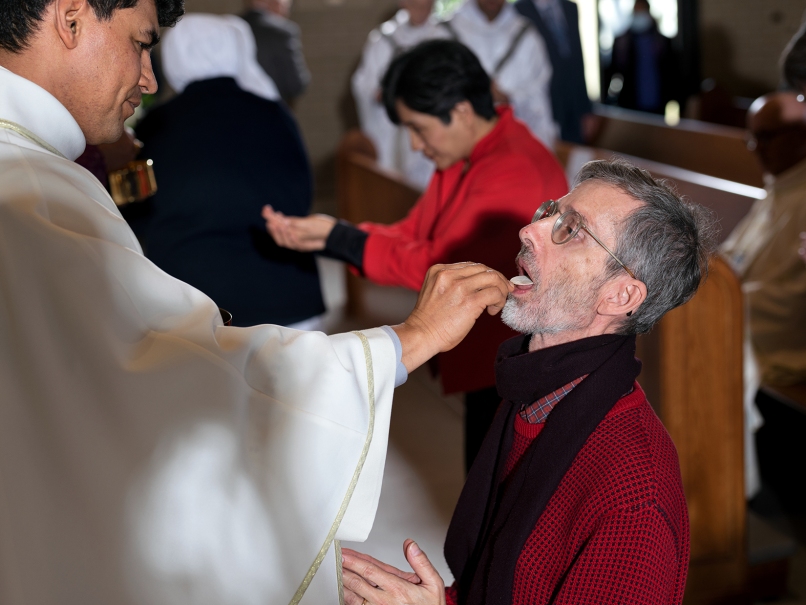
{"left": 351, "top": 10, "right": 452, "bottom": 190}
{"left": 722, "top": 158, "right": 806, "bottom": 386}
{"left": 447, "top": 0, "right": 557, "bottom": 148}
{"left": 0, "top": 65, "right": 395, "bottom": 605}
{"left": 161, "top": 14, "right": 281, "bottom": 102}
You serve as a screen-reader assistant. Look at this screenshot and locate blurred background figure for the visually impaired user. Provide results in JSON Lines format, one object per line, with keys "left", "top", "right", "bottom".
{"left": 242, "top": 0, "right": 310, "bottom": 107}
{"left": 443, "top": 0, "right": 557, "bottom": 148}
{"left": 722, "top": 91, "right": 806, "bottom": 387}
{"left": 514, "top": 0, "right": 594, "bottom": 143}
{"left": 352, "top": 0, "right": 451, "bottom": 189}
{"left": 603, "top": 0, "right": 680, "bottom": 115}
{"left": 129, "top": 14, "right": 325, "bottom": 330}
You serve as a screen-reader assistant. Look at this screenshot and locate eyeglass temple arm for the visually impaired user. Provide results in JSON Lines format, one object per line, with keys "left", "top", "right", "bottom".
{"left": 581, "top": 226, "right": 637, "bottom": 279}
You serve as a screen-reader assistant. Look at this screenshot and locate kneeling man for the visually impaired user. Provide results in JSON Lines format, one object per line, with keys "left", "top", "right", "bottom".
{"left": 342, "top": 159, "right": 716, "bottom": 605}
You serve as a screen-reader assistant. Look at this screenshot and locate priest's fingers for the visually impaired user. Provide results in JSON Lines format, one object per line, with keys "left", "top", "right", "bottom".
{"left": 395, "top": 264, "right": 513, "bottom": 371}
{"left": 341, "top": 548, "right": 422, "bottom": 584}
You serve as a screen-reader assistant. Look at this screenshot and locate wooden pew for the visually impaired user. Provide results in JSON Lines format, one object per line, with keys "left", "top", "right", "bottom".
{"left": 336, "top": 130, "right": 421, "bottom": 317}
{"left": 636, "top": 256, "right": 747, "bottom": 604}
{"left": 590, "top": 104, "right": 765, "bottom": 189}
{"left": 557, "top": 142, "right": 765, "bottom": 245}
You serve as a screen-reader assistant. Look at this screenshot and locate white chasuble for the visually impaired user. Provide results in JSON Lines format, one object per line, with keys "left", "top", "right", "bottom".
{"left": 0, "top": 65, "right": 396, "bottom": 605}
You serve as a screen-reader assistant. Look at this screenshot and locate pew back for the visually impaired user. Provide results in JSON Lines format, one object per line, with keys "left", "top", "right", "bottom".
{"left": 636, "top": 257, "right": 747, "bottom": 604}
{"left": 558, "top": 142, "right": 766, "bottom": 245}
{"left": 336, "top": 132, "right": 421, "bottom": 316}
{"left": 591, "top": 104, "right": 765, "bottom": 188}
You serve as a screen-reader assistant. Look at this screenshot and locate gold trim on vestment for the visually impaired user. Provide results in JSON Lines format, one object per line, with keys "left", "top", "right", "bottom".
{"left": 0, "top": 119, "right": 67, "bottom": 159}
{"left": 288, "top": 330, "right": 376, "bottom": 605}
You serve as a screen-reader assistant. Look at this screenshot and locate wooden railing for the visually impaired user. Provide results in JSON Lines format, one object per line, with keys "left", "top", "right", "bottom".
{"left": 590, "top": 104, "right": 765, "bottom": 188}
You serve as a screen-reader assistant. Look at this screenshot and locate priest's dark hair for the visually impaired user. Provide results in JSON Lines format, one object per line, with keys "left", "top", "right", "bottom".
{"left": 783, "top": 20, "right": 806, "bottom": 92}
{"left": 381, "top": 39, "right": 496, "bottom": 125}
{"left": 575, "top": 159, "right": 718, "bottom": 335}
{"left": 0, "top": 0, "right": 185, "bottom": 53}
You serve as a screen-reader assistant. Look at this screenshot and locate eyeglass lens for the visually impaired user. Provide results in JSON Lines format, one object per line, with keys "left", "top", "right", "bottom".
{"left": 552, "top": 212, "right": 582, "bottom": 244}
{"left": 532, "top": 200, "right": 556, "bottom": 223}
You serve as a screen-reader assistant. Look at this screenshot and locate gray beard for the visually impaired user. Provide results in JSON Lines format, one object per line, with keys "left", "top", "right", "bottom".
{"left": 501, "top": 266, "right": 599, "bottom": 336}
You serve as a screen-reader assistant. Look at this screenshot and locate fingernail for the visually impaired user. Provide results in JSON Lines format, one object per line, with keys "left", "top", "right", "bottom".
{"left": 409, "top": 541, "right": 421, "bottom": 556}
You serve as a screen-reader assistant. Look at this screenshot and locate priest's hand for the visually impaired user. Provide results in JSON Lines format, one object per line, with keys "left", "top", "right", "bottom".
{"left": 262, "top": 205, "right": 336, "bottom": 251}
{"left": 393, "top": 262, "right": 514, "bottom": 372}
{"left": 342, "top": 540, "right": 446, "bottom": 605}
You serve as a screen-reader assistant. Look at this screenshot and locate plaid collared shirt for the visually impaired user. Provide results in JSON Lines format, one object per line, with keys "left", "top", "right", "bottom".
{"left": 519, "top": 375, "right": 588, "bottom": 424}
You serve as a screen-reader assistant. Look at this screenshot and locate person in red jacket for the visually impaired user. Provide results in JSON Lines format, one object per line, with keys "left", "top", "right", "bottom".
{"left": 264, "top": 39, "right": 568, "bottom": 471}
{"left": 339, "top": 159, "right": 718, "bottom": 605}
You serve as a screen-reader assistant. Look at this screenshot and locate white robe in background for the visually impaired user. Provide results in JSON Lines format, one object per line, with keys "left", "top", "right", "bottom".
{"left": 351, "top": 10, "right": 451, "bottom": 191}
{"left": 447, "top": 0, "right": 557, "bottom": 148}
{"left": 0, "top": 65, "right": 397, "bottom": 605}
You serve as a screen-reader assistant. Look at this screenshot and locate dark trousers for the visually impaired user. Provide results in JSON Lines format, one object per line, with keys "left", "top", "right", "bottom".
{"left": 464, "top": 386, "right": 501, "bottom": 473}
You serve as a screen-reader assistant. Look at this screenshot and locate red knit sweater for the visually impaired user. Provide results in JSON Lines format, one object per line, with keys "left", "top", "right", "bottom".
{"left": 446, "top": 383, "right": 690, "bottom": 605}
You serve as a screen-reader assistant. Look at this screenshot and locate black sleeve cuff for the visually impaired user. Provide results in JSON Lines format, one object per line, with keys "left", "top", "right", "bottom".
{"left": 321, "top": 220, "right": 368, "bottom": 270}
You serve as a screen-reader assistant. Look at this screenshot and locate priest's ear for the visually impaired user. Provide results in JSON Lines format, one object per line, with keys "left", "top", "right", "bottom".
{"left": 53, "top": 0, "right": 91, "bottom": 50}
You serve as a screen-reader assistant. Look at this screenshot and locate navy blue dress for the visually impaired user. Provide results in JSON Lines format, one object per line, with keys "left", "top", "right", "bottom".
{"left": 130, "top": 77, "right": 325, "bottom": 327}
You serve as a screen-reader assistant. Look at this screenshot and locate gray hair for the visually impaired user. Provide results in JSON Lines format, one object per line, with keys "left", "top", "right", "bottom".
{"left": 575, "top": 159, "right": 719, "bottom": 334}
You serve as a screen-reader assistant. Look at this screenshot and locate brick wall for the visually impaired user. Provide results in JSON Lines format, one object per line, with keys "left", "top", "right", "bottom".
{"left": 699, "top": 0, "right": 805, "bottom": 98}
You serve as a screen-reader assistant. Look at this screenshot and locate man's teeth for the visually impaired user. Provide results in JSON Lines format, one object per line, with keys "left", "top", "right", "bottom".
{"left": 510, "top": 275, "right": 533, "bottom": 286}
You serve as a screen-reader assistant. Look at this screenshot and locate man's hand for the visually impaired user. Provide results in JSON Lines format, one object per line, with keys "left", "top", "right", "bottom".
{"left": 342, "top": 540, "right": 446, "bottom": 605}
{"left": 393, "top": 262, "right": 514, "bottom": 372}
{"left": 262, "top": 205, "right": 336, "bottom": 251}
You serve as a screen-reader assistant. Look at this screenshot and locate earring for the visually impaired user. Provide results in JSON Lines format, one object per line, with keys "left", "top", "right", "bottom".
{"left": 626, "top": 311, "right": 632, "bottom": 317}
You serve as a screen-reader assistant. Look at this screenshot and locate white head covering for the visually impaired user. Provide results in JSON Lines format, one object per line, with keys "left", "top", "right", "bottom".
{"left": 161, "top": 14, "right": 281, "bottom": 101}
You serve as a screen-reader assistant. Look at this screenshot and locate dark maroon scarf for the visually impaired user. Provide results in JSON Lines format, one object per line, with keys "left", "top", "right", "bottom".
{"left": 444, "top": 333, "right": 641, "bottom": 605}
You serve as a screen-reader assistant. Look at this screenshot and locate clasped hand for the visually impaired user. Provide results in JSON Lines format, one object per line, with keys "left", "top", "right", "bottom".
{"left": 262, "top": 205, "right": 336, "bottom": 252}
{"left": 341, "top": 540, "right": 446, "bottom": 605}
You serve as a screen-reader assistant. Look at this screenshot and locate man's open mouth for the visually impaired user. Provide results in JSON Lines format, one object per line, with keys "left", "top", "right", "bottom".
{"left": 511, "top": 259, "right": 534, "bottom": 288}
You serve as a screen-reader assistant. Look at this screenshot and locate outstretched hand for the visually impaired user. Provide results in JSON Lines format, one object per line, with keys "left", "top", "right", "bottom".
{"left": 342, "top": 540, "right": 446, "bottom": 605}
{"left": 262, "top": 205, "right": 336, "bottom": 252}
{"left": 393, "top": 262, "right": 514, "bottom": 372}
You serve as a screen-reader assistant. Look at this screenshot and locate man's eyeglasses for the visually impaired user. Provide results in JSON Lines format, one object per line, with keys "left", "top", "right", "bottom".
{"left": 532, "top": 200, "right": 636, "bottom": 279}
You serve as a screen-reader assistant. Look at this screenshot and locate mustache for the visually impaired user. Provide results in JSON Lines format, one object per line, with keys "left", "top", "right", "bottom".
{"left": 516, "top": 245, "right": 536, "bottom": 268}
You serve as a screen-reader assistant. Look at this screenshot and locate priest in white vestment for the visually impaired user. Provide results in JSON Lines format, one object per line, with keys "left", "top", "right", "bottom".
{"left": 0, "top": 1, "right": 512, "bottom": 604}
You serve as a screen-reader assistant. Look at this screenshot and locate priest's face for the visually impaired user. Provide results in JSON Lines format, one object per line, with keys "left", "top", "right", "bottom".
{"left": 502, "top": 181, "right": 639, "bottom": 335}
{"left": 61, "top": 0, "right": 159, "bottom": 145}
{"left": 396, "top": 100, "right": 478, "bottom": 170}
